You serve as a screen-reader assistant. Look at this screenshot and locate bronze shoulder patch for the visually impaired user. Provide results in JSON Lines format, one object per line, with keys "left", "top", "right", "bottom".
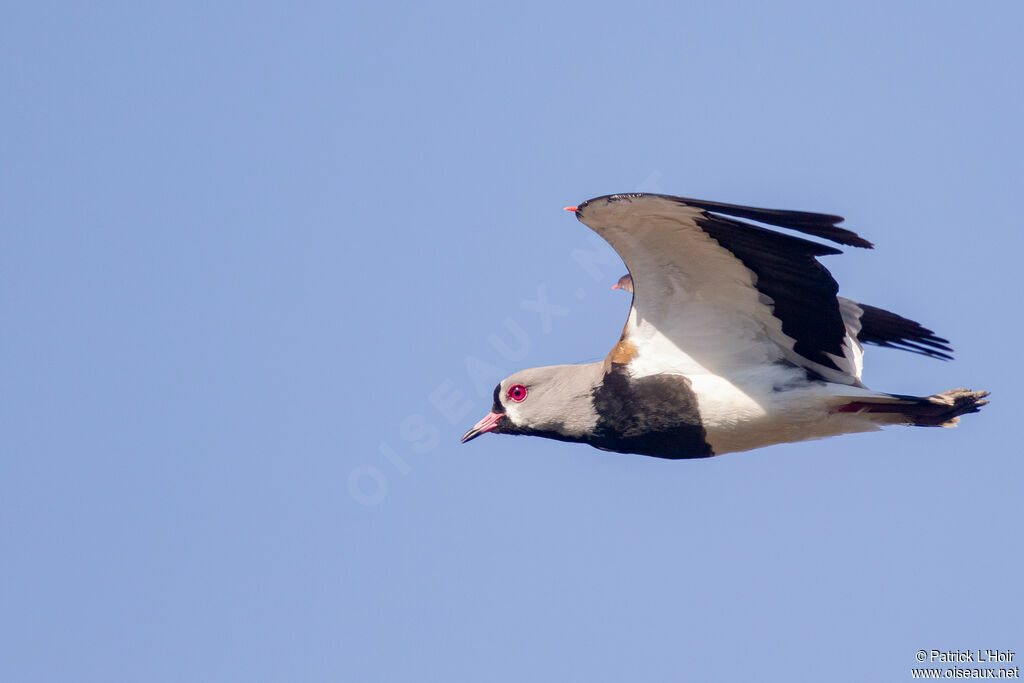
{"left": 605, "top": 339, "right": 638, "bottom": 367}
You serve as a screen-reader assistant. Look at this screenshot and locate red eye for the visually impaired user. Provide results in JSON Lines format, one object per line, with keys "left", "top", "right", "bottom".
{"left": 506, "top": 384, "right": 528, "bottom": 402}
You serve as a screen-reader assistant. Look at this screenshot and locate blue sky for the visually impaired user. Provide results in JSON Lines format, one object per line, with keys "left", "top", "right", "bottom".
{"left": 2, "top": 2, "right": 1021, "bottom": 681}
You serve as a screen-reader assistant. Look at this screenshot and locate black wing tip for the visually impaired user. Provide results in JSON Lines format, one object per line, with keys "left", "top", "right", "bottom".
{"left": 856, "top": 303, "right": 956, "bottom": 361}
{"left": 831, "top": 232, "right": 875, "bottom": 249}
{"left": 575, "top": 193, "right": 874, "bottom": 249}
{"left": 870, "top": 339, "right": 955, "bottom": 361}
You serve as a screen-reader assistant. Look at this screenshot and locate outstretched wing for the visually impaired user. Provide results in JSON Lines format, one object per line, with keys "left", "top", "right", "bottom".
{"left": 573, "top": 193, "right": 873, "bottom": 385}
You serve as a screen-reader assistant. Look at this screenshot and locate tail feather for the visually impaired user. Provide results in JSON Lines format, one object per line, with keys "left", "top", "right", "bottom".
{"left": 837, "top": 388, "right": 990, "bottom": 427}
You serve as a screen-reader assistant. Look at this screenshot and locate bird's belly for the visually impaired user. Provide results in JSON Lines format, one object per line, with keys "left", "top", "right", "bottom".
{"left": 688, "top": 373, "right": 880, "bottom": 455}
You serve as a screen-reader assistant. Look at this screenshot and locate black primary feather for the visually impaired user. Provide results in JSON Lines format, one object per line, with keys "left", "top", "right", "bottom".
{"left": 856, "top": 304, "right": 954, "bottom": 360}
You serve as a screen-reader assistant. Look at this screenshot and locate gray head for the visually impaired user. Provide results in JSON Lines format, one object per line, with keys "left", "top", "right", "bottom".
{"left": 460, "top": 363, "right": 603, "bottom": 445}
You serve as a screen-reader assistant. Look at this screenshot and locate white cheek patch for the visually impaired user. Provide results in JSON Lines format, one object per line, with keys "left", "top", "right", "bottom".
{"left": 504, "top": 402, "right": 523, "bottom": 423}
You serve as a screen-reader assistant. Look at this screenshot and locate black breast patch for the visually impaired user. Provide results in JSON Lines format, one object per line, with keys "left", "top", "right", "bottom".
{"left": 590, "top": 368, "right": 713, "bottom": 459}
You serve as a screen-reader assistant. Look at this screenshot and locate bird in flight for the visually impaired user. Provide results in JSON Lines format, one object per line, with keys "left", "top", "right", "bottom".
{"left": 461, "top": 193, "right": 988, "bottom": 459}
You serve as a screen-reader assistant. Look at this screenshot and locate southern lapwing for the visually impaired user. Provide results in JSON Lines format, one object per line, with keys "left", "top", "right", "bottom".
{"left": 461, "top": 193, "right": 988, "bottom": 459}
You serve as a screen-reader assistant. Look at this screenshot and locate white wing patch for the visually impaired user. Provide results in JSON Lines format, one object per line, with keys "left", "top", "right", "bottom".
{"left": 837, "top": 297, "right": 866, "bottom": 380}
